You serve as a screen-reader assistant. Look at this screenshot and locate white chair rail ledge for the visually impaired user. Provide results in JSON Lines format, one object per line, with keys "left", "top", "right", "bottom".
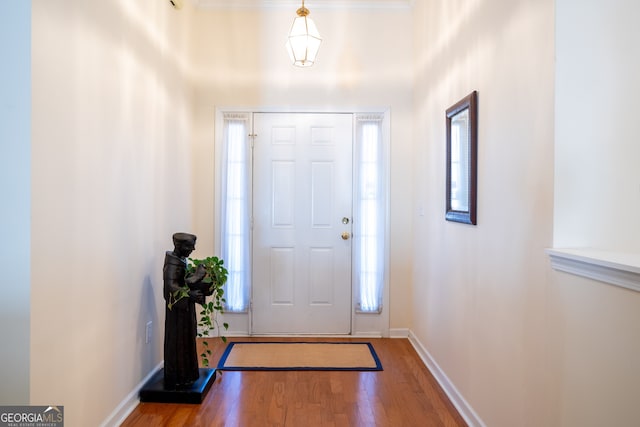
{"left": 546, "top": 248, "right": 640, "bottom": 293}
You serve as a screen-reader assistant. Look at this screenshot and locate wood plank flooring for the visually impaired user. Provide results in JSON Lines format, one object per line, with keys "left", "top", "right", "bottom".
{"left": 121, "top": 337, "right": 466, "bottom": 427}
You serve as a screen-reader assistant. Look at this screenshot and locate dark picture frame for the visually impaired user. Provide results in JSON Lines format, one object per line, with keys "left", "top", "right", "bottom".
{"left": 445, "top": 91, "right": 478, "bottom": 225}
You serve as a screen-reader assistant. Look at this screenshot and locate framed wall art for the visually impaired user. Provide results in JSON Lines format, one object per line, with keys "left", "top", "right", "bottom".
{"left": 445, "top": 91, "right": 478, "bottom": 225}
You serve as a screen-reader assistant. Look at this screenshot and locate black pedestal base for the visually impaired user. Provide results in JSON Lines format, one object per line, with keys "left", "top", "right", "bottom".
{"left": 139, "top": 368, "right": 216, "bottom": 404}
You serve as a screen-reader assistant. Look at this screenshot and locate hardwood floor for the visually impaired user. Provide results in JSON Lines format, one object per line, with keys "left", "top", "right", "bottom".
{"left": 121, "top": 337, "right": 467, "bottom": 427}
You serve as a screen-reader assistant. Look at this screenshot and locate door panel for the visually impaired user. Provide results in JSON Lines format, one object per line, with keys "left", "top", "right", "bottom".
{"left": 252, "top": 113, "right": 353, "bottom": 334}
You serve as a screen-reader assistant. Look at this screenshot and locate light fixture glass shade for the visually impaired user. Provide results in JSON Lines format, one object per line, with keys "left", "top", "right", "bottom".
{"left": 286, "top": 14, "right": 322, "bottom": 67}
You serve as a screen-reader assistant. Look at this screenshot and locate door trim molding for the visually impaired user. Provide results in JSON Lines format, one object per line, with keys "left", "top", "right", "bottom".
{"left": 214, "top": 107, "right": 391, "bottom": 337}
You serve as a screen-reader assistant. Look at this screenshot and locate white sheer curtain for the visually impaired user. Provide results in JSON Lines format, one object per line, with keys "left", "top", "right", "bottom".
{"left": 220, "top": 113, "right": 251, "bottom": 312}
{"left": 354, "top": 115, "right": 386, "bottom": 313}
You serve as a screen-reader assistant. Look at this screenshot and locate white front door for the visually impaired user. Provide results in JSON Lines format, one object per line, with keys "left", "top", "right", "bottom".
{"left": 251, "top": 113, "right": 353, "bottom": 334}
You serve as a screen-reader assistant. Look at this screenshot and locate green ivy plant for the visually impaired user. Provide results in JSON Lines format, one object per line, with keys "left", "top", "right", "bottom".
{"left": 188, "top": 256, "right": 229, "bottom": 367}
{"left": 168, "top": 256, "right": 229, "bottom": 367}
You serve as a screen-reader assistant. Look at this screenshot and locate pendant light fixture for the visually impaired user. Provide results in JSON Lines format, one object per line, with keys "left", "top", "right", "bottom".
{"left": 286, "top": 0, "right": 322, "bottom": 67}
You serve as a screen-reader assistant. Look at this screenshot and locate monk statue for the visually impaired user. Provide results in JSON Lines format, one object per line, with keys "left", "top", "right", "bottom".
{"left": 163, "top": 232, "right": 208, "bottom": 389}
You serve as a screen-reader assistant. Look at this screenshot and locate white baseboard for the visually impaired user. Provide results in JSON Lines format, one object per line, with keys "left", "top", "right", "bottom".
{"left": 351, "top": 332, "right": 383, "bottom": 338}
{"left": 389, "top": 328, "right": 409, "bottom": 338}
{"left": 99, "top": 361, "right": 163, "bottom": 427}
{"left": 407, "top": 331, "right": 486, "bottom": 427}
{"left": 220, "top": 331, "right": 251, "bottom": 337}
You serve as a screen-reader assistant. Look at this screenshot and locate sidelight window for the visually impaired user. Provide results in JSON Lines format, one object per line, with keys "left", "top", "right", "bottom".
{"left": 220, "top": 113, "right": 251, "bottom": 312}
{"left": 354, "top": 114, "right": 386, "bottom": 313}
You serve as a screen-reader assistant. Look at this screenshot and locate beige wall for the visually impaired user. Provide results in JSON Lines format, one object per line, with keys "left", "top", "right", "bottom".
{"left": 30, "top": 1, "right": 196, "bottom": 425}
{"left": 413, "top": 1, "right": 640, "bottom": 426}
{"left": 547, "top": 271, "right": 640, "bottom": 426}
{"left": 547, "top": 0, "right": 640, "bottom": 426}
{"left": 412, "top": 0, "right": 555, "bottom": 425}
{"left": 555, "top": 0, "right": 640, "bottom": 252}
{"left": 188, "top": 6, "right": 415, "bottom": 330}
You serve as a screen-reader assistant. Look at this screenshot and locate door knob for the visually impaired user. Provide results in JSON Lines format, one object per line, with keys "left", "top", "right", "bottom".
{"left": 341, "top": 232, "right": 351, "bottom": 240}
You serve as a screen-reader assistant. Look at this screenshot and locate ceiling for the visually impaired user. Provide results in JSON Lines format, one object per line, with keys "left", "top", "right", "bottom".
{"left": 190, "top": 0, "right": 414, "bottom": 9}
